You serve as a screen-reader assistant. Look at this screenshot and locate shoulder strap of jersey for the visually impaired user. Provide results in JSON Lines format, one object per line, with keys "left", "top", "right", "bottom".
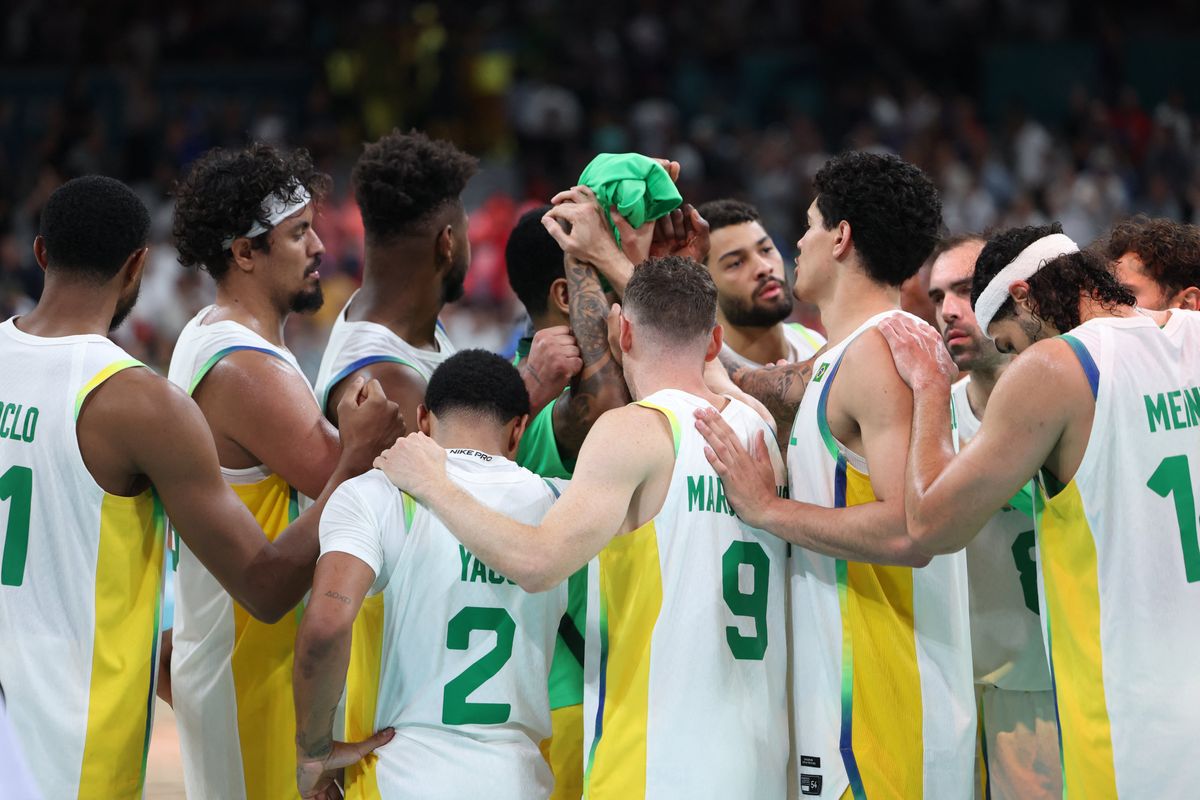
{"left": 188, "top": 345, "right": 289, "bottom": 396}
{"left": 1057, "top": 333, "right": 1100, "bottom": 399}
{"left": 633, "top": 398, "right": 681, "bottom": 456}
{"left": 75, "top": 358, "right": 146, "bottom": 420}
{"left": 321, "top": 355, "right": 422, "bottom": 411}
{"left": 787, "top": 322, "right": 825, "bottom": 351}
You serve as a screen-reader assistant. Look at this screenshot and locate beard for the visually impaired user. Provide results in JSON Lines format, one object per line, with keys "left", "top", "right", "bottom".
{"left": 109, "top": 285, "right": 140, "bottom": 331}
{"left": 442, "top": 259, "right": 468, "bottom": 304}
{"left": 719, "top": 279, "right": 793, "bottom": 328}
{"left": 290, "top": 282, "right": 325, "bottom": 314}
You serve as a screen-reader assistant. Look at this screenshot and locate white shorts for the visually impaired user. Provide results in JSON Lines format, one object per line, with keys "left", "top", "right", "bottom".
{"left": 974, "top": 685, "right": 1061, "bottom": 800}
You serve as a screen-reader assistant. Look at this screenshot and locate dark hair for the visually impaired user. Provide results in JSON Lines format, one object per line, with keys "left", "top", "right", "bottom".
{"left": 813, "top": 151, "right": 942, "bottom": 286}
{"left": 352, "top": 129, "right": 479, "bottom": 245}
{"left": 1104, "top": 215, "right": 1200, "bottom": 295}
{"left": 173, "top": 143, "right": 330, "bottom": 281}
{"left": 425, "top": 349, "right": 531, "bottom": 424}
{"left": 505, "top": 205, "right": 563, "bottom": 318}
{"left": 925, "top": 232, "right": 986, "bottom": 267}
{"left": 696, "top": 198, "right": 760, "bottom": 233}
{"left": 974, "top": 223, "right": 1136, "bottom": 331}
{"left": 971, "top": 223, "right": 1063, "bottom": 315}
{"left": 39, "top": 176, "right": 151, "bottom": 283}
{"left": 624, "top": 255, "right": 717, "bottom": 345}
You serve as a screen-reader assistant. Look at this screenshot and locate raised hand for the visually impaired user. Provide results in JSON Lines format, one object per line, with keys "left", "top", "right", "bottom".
{"left": 519, "top": 324, "right": 582, "bottom": 413}
{"left": 335, "top": 378, "right": 405, "bottom": 474}
{"left": 649, "top": 204, "right": 710, "bottom": 264}
{"left": 877, "top": 315, "right": 958, "bottom": 390}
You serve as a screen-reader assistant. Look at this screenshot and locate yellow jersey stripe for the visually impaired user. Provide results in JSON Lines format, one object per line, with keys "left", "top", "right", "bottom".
{"left": 74, "top": 358, "right": 144, "bottom": 420}
{"left": 585, "top": 521, "right": 663, "bottom": 799}
{"left": 1037, "top": 480, "right": 1117, "bottom": 797}
{"left": 344, "top": 594, "right": 385, "bottom": 800}
{"left": 78, "top": 489, "right": 164, "bottom": 799}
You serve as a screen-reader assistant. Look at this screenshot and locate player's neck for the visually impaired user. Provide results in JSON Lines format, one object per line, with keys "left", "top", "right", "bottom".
{"left": 16, "top": 279, "right": 118, "bottom": 338}
{"left": 718, "top": 314, "right": 789, "bottom": 364}
{"left": 433, "top": 427, "right": 512, "bottom": 460}
{"left": 626, "top": 358, "right": 722, "bottom": 406}
{"left": 1078, "top": 298, "right": 1153, "bottom": 326}
{"left": 210, "top": 281, "right": 289, "bottom": 346}
{"left": 964, "top": 362, "right": 1006, "bottom": 418}
{"left": 817, "top": 275, "right": 900, "bottom": 346}
{"left": 354, "top": 248, "right": 443, "bottom": 348}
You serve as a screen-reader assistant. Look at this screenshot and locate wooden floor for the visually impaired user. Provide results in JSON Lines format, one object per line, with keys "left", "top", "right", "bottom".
{"left": 146, "top": 699, "right": 186, "bottom": 799}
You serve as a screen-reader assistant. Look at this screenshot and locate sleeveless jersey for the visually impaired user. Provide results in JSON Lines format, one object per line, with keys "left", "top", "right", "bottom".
{"left": 1033, "top": 311, "right": 1200, "bottom": 798}
{"left": 323, "top": 453, "right": 566, "bottom": 800}
{"left": 720, "top": 321, "right": 826, "bottom": 371}
{"left": 953, "top": 377, "right": 1050, "bottom": 691}
{"left": 0, "top": 318, "right": 165, "bottom": 800}
{"left": 582, "top": 389, "right": 790, "bottom": 799}
{"left": 315, "top": 290, "right": 456, "bottom": 414}
{"left": 787, "top": 310, "right": 975, "bottom": 799}
{"left": 166, "top": 307, "right": 315, "bottom": 800}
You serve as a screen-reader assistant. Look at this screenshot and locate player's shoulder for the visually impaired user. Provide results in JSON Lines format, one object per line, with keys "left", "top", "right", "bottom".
{"left": 85, "top": 363, "right": 194, "bottom": 422}
{"left": 339, "top": 468, "right": 405, "bottom": 508}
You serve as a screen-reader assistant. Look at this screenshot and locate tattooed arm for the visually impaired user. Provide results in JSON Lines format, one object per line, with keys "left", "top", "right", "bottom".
{"left": 553, "top": 254, "right": 632, "bottom": 461}
{"left": 720, "top": 351, "right": 816, "bottom": 450}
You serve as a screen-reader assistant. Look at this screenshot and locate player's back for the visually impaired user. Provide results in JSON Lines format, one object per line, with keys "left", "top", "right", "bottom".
{"left": 0, "top": 318, "right": 164, "bottom": 800}
{"left": 582, "top": 389, "right": 789, "bottom": 800}
{"left": 340, "top": 451, "right": 566, "bottom": 800}
{"left": 1036, "top": 309, "right": 1200, "bottom": 797}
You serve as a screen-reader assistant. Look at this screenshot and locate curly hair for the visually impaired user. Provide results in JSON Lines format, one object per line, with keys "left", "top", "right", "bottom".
{"left": 624, "top": 255, "right": 717, "bottom": 345}
{"left": 426, "top": 349, "right": 531, "bottom": 424}
{"left": 696, "top": 198, "right": 760, "bottom": 233}
{"left": 973, "top": 223, "right": 1135, "bottom": 332}
{"left": 813, "top": 151, "right": 942, "bottom": 287}
{"left": 352, "top": 129, "right": 479, "bottom": 245}
{"left": 505, "top": 205, "right": 562, "bottom": 318}
{"left": 40, "top": 176, "right": 150, "bottom": 283}
{"left": 172, "top": 143, "right": 330, "bottom": 281}
{"left": 1104, "top": 215, "right": 1200, "bottom": 295}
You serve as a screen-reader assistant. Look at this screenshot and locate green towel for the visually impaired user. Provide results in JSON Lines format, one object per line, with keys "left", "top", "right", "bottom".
{"left": 578, "top": 153, "right": 682, "bottom": 246}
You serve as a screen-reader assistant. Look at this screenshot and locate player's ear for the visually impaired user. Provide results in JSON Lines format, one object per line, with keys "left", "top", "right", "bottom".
{"left": 550, "top": 277, "right": 570, "bottom": 316}
{"left": 1174, "top": 285, "right": 1200, "bottom": 311}
{"left": 229, "top": 236, "right": 258, "bottom": 274}
{"left": 435, "top": 224, "right": 454, "bottom": 268}
{"left": 417, "top": 404, "right": 432, "bottom": 436}
{"left": 32, "top": 235, "right": 49, "bottom": 272}
{"left": 705, "top": 324, "right": 724, "bottom": 362}
{"left": 619, "top": 313, "right": 634, "bottom": 354}
{"left": 833, "top": 219, "right": 853, "bottom": 260}
{"left": 124, "top": 247, "right": 150, "bottom": 289}
{"left": 506, "top": 414, "right": 529, "bottom": 458}
{"left": 1008, "top": 280, "right": 1032, "bottom": 311}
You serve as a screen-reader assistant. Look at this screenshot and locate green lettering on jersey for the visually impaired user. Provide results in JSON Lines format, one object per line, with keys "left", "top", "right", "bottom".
{"left": 1187, "top": 387, "right": 1200, "bottom": 427}
{"left": 0, "top": 404, "right": 38, "bottom": 444}
{"left": 470, "top": 559, "right": 488, "bottom": 583}
{"left": 1146, "top": 393, "right": 1172, "bottom": 432}
{"left": 1169, "top": 390, "right": 1188, "bottom": 430}
{"left": 687, "top": 475, "right": 705, "bottom": 512}
{"left": 459, "top": 545, "right": 471, "bottom": 582}
{"left": 487, "top": 568, "right": 505, "bottom": 585}
{"left": 706, "top": 477, "right": 715, "bottom": 512}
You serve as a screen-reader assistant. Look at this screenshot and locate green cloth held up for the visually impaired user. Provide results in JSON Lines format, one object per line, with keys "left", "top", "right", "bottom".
{"left": 578, "top": 153, "right": 682, "bottom": 246}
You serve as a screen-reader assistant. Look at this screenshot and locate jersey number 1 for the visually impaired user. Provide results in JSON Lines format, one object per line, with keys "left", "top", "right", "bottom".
{"left": 1147, "top": 454, "right": 1200, "bottom": 583}
{"left": 443, "top": 606, "right": 516, "bottom": 725}
{"left": 0, "top": 465, "right": 31, "bottom": 586}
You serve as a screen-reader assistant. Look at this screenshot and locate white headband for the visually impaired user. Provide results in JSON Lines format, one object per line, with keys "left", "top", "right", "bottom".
{"left": 974, "top": 232, "right": 1079, "bottom": 338}
{"left": 221, "top": 184, "right": 312, "bottom": 249}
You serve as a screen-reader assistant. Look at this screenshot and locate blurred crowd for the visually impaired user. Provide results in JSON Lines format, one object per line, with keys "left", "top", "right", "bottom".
{"left": 3, "top": 2, "right": 1200, "bottom": 374}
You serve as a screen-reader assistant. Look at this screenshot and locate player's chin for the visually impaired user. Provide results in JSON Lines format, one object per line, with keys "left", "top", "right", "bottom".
{"left": 291, "top": 284, "right": 325, "bottom": 314}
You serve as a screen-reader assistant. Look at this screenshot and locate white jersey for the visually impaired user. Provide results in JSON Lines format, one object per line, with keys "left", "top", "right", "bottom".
{"left": 0, "top": 319, "right": 165, "bottom": 800}
{"left": 720, "top": 321, "right": 825, "bottom": 370}
{"left": 321, "top": 453, "right": 566, "bottom": 800}
{"left": 166, "top": 307, "right": 317, "bottom": 800}
{"left": 315, "top": 290, "right": 456, "bottom": 414}
{"left": 787, "top": 310, "right": 974, "bottom": 799}
{"left": 953, "top": 377, "right": 1050, "bottom": 691}
{"left": 1032, "top": 311, "right": 1200, "bottom": 798}
{"left": 582, "top": 389, "right": 790, "bottom": 800}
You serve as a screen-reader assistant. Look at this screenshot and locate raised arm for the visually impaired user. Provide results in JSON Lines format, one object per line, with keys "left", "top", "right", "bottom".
{"left": 373, "top": 405, "right": 672, "bottom": 591}
{"left": 878, "top": 317, "right": 1080, "bottom": 553}
{"left": 552, "top": 255, "right": 632, "bottom": 460}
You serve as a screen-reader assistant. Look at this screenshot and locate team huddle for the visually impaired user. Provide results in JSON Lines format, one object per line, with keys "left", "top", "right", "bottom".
{"left": 0, "top": 130, "right": 1197, "bottom": 800}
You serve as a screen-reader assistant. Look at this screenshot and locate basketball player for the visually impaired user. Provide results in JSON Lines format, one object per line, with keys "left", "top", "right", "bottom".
{"left": 926, "top": 234, "right": 1061, "bottom": 799}
{"left": 879, "top": 223, "right": 1200, "bottom": 797}
{"left": 698, "top": 198, "right": 824, "bottom": 369}
{"left": 1105, "top": 215, "right": 1200, "bottom": 310}
{"left": 696, "top": 152, "right": 975, "bottom": 799}
{"left": 294, "top": 350, "right": 566, "bottom": 798}
{"left": 0, "top": 177, "right": 399, "bottom": 800}
{"left": 168, "top": 143, "right": 365, "bottom": 799}
{"left": 374, "top": 256, "right": 790, "bottom": 799}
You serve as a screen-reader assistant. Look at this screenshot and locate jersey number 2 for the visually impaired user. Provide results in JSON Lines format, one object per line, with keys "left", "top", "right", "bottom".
{"left": 0, "top": 465, "right": 31, "bottom": 586}
{"left": 443, "top": 606, "right": 516, "bottom": 725}
{"left": 1147, "top": 454, "right": 1200, "bottom": 583}
{"left": 722, "top": 541, "right": 770, "bottom": 660}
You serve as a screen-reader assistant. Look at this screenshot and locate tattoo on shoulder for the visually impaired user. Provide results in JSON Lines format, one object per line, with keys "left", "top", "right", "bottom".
{"left": 324, "top": 590, "right": 352, "bottom": 605}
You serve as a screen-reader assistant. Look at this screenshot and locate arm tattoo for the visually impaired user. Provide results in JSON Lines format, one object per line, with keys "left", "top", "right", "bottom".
{"left": 557, "top": 256, "right": 630, "bottom": 457}
{"left": 324, "top": 590, "right": 352, "bottom": 605}
{"left": 730, "top": 360, "right": 815, "bottom": 447}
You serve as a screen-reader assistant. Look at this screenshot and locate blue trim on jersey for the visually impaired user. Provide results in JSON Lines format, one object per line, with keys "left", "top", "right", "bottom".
{"left": 1058, "top": 334, "right": 1099, "bottom": 399}
{"left": 320, "top": 355, "right": 419, "bottom": 411}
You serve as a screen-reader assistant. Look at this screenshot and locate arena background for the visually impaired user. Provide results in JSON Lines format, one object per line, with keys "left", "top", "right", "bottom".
{"left": 3, "top": 3, "right": 1198, "bottom": 796}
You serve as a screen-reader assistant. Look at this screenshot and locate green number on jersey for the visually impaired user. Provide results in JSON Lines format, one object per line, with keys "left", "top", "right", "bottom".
{"left": 442, "top": 606, "right": 516, "bottom": 725}
{"left": 1010, "top": 529, "right": 1039, "bottom": 614}
{"left": 1147, "top": 455, "right": 1200, "bottom": 583}
{"left": 0, "top": 465, "right": 32, "bottom": 587}
{"left": 722, "top": 540, "right": 770, "bottom": 660}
